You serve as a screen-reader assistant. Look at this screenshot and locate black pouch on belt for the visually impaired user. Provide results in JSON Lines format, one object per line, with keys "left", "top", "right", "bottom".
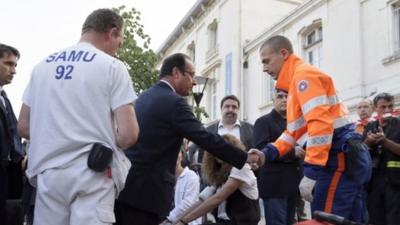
{"left": 87, "top": 143, "right": 113, "bottom": 172}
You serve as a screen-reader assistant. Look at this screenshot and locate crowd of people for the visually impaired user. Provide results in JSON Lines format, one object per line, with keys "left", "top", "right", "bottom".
{"left": 0, "top": 7, "right": 399, "bottom": 225}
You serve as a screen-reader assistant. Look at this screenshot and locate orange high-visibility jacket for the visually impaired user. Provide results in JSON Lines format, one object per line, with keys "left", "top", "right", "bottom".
{"left": 273, "top": 55, "right": 351, "bottom": 166}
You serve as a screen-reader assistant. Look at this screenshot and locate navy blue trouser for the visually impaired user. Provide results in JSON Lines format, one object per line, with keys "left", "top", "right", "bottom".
{"left": 263, "top": 195, "right": 298, "bottom": 225}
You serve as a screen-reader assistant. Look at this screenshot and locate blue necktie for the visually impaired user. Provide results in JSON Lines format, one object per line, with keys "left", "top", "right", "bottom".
{"left": 1, "top": 91, "right": 24, "bottom": 158}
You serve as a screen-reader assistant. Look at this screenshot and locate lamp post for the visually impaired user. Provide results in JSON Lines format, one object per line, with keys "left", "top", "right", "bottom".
{"left": 192, "top": 76, "right": 209, "bottom": 120}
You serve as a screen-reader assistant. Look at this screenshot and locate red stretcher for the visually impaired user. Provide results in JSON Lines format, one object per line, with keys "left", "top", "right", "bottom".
{"left": 294, "top": 211, "right": 365, "bottom": 225}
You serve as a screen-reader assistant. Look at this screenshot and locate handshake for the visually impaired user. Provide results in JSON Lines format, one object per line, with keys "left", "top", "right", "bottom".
{"left": 245, "top": 143, "right": 283, "bottom": 169}
{"left": 246, "top": 148, "right": 266, "bottom": 170}
{"left": 246, "top": 143, "right": 285, "bottom": 169}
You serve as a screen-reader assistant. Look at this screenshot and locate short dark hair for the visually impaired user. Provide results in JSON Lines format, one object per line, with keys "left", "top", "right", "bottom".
{"left": 82, "top": 8, "right": 124, "bottom": 34}
{"left": 0, "top": 44, "right": 20, "bottom": 59}
{"left": 260, "top": 35, "right": 293, "bottom": 54}
{"left": 220, "top": 95, "right": 240, "bottom": 109}
{"left": 373, "top": 92, "right": 394, "bottom": 106}
{"left": 159, "top": 53, "right": 191, "bottom": 78}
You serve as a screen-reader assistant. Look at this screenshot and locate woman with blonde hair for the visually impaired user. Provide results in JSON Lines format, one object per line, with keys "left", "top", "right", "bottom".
{"left": 175, "top": 134, "right": 260, "bottom": 225}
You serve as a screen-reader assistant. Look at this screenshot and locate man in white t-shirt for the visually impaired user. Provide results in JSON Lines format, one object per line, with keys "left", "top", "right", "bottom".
{"left": 17, "top": 9, "right": 139, "bottom": 225}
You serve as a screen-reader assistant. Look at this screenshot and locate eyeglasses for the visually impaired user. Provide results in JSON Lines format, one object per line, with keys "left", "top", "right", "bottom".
{"left": 276, "top": 94, "right": 288, "bottom": 99}
{"left": 183, "top": 70, "right": 196, "bottom": 78}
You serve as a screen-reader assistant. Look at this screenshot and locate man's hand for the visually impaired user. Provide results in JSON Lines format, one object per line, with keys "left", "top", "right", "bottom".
{"left": 295, "top": 146, "right": 305, "bottom": 159}
{"left": 299, "top": 176, "right": 316, "bottom": 202}
{"left": 366, "top": 127, "right": 386, "bottom": 146}
{"left": 247, "top": 148, "right": 265, "bottom": 170}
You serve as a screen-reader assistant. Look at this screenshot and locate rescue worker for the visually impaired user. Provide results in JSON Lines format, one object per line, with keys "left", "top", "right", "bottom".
{"left": 255, "top": 35, "right": 371, "bottom": 223}
{"left": 355, "top": 98, "right": 374, "bottom": 134}
{"left": 363, "top": 92, "right": 400, "bottom": 225}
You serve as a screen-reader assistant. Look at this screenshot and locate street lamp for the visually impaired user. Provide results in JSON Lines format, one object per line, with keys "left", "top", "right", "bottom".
{"left": 192, "top": 76, "right": 209, "bottom": 120}
{"left": 192, "top": 76, "right": 209, "bottom": 107}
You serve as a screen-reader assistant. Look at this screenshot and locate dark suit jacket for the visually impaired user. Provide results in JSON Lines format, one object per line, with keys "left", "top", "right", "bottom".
{"left": 189, "top": 120, "right": 254, "bottom": 165}
{"left": 253, "top": 109, "right": 302, "bottom": 198}
{"left": 0, "top": 100, "right": 9, "bottom": 217}
{"left": 118, "top": 81, "right": 247, "bottom": 217}
{"left": 0, "top": 92, "right": 24, "bottom": 224}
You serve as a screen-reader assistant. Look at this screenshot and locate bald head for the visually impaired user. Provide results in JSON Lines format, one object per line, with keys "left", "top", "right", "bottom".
{"left": 259, "top": 35, "right": 293, "bottom": 80}
{"left": 260, "top": 35, "right": 293, "bottom": 54}
{"left": 357, "top": 98, "right": 373, "bottom": 120}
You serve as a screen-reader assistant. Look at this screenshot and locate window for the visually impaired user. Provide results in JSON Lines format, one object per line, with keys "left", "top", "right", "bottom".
{"left": 303, "top": 26, "right": 323, "bottom": 67}
{"left": 383, "top": 1, "right": 400, "bottom": 64}
{"left": 225, "top": 53, "right": 232, "bottom": 95}
{"left": 393, "top": 2, "right": 400, "bottom": 54}
{"left": 208, "top": 19, "right": 218, "bottom": 50}
{"left": 262, "top": 74, "right": 275, "bottom": 104}
{"left": 208, "top": 81, "right": 218, "bottom": 120}
{"left": 187, "top": 41, "right": 196, "bottom": 63}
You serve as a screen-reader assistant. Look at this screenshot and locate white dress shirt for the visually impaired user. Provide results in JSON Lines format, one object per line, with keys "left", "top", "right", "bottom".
{"left": 0, "top": 86, "right": 5, "bottom": 108}
{"left": 217, "top": 120, "right": 241, "bottom": 139}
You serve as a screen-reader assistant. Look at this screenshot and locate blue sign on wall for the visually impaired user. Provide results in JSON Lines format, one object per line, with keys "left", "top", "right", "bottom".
{"left": 225, "top": 53, "right": 232, "bottom": 95}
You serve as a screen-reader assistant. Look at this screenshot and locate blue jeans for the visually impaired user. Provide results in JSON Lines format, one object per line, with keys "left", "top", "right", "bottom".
{"left": 263, "top": 196, "right": 297, "bottom": 225}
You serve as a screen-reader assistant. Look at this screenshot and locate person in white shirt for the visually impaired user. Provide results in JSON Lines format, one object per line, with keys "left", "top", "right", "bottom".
{"left": 161, "top": 149, "right": 201, "bottom": 225}
{"left": 176, "top": 134, "right": 260, "bottom": 225}
{"left": 17, "top": 8, "right": 139, "bottom": 225}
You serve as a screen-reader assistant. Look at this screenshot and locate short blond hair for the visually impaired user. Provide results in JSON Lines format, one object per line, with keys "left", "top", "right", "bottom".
{"left": 260, "top": 35, "right": 293, "bottom": 54}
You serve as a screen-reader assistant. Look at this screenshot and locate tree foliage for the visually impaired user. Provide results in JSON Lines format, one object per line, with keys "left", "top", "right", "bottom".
{"left": 113, "top": 6, "right": 158, "bottom": 94}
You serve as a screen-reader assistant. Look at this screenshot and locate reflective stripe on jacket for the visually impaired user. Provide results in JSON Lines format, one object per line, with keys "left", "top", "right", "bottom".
{"left": 273, "top": 54, "right": 351, "bottom": 166}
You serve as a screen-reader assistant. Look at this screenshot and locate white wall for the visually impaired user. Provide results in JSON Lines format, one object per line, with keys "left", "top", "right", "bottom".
{"left": 244, "top": 0, "right": 400, "bottom": 123}
{"left": 157, "top": 0, "right": 302, "bottom": 123}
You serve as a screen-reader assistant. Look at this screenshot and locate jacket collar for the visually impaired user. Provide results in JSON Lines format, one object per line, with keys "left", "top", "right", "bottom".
{"left": 159, "top": 79, "right": 176, "bottom": 92}
{"left": 271, "top": 108, "right": 285, "bottom": 120}
{"left": 275, "top": 54, "right": 303, "bottom": 92}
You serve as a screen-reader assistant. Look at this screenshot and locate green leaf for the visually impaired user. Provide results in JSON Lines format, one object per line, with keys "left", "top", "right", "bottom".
{"left": 113, "top": 6, "right": 159, "bottom": 94}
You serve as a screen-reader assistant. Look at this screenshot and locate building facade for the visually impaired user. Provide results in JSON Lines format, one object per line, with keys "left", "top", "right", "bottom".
{"left": 157, "top": 0, "right": 303, "bottom": 123}
{"left": 157, "top": 0, "right": 400, "bottom": 124}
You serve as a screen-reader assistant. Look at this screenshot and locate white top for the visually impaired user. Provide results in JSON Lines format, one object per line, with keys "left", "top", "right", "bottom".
{"left": 229, "top": 163, "right": 258, "bottom": 200}
{"left": 217, "top": 120, "right": 241, "bottom": 140}
{"left": 0, "top": 86, "right": 5, "bottom": 107}
{"left": 23, "top": 42, "right": 136, "bottom": 180}
{"left": 199, "top": 163, "right": 258, "bottom": 220}
{"left": 216, "top": 120, "right": 246, "bottom": 219}
{"left": 167, "top": 167, "right": 201, "bottom": 225}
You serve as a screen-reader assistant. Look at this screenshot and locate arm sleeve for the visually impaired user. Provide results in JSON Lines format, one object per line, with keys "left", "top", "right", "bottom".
{"left": 22, "top": 69, "right": 36, "bottom": 107}
{"left": 109, "top": 60, "right": 137, "bottom": 111}
{"left": 296, "top": 75, "right": 334, "bottom": 166}
{"left": 229, "top": 164, "right": 255, "bottom": 186}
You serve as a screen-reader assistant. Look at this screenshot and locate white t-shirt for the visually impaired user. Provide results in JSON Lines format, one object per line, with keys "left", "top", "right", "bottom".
{"left": 23, "top": 42, "right": 136, "bottom": 180}
{"left": 228, "top": 163, "right": 258, "bottom": 200}
{"left": 200, "top": 163, "right": 258, "bottom": 220}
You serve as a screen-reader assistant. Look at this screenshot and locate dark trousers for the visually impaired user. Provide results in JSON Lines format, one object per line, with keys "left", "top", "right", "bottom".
{"left": 0, "top": 164, "right": 8, "bottom": 224}
{"left": 0, "top": 162, "right": 24, "bottom": 225}
{"left": 114, "top": 201, "right": 162, "bottom": 225}
{"left": 367, "top": 176, "right": 400, "bottom": 225}
{"left": 263, "top": 196, "right": 297, "bottom": 225}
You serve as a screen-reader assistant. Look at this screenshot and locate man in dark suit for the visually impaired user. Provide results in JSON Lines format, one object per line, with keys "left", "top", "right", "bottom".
{"left": 0, "top": 44, "right": 24, "bottom": 225}
{"left": 189, "top": 95, "right": 254, "bottom": 170}
{"left": 115, "top": 53, "right": 263, "bottom": 225}
{"left": 188, "top": 94, "right": 254, "bottom": 223}
{"left": 253, "top": 89, "right": 303, "bottom": 225}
